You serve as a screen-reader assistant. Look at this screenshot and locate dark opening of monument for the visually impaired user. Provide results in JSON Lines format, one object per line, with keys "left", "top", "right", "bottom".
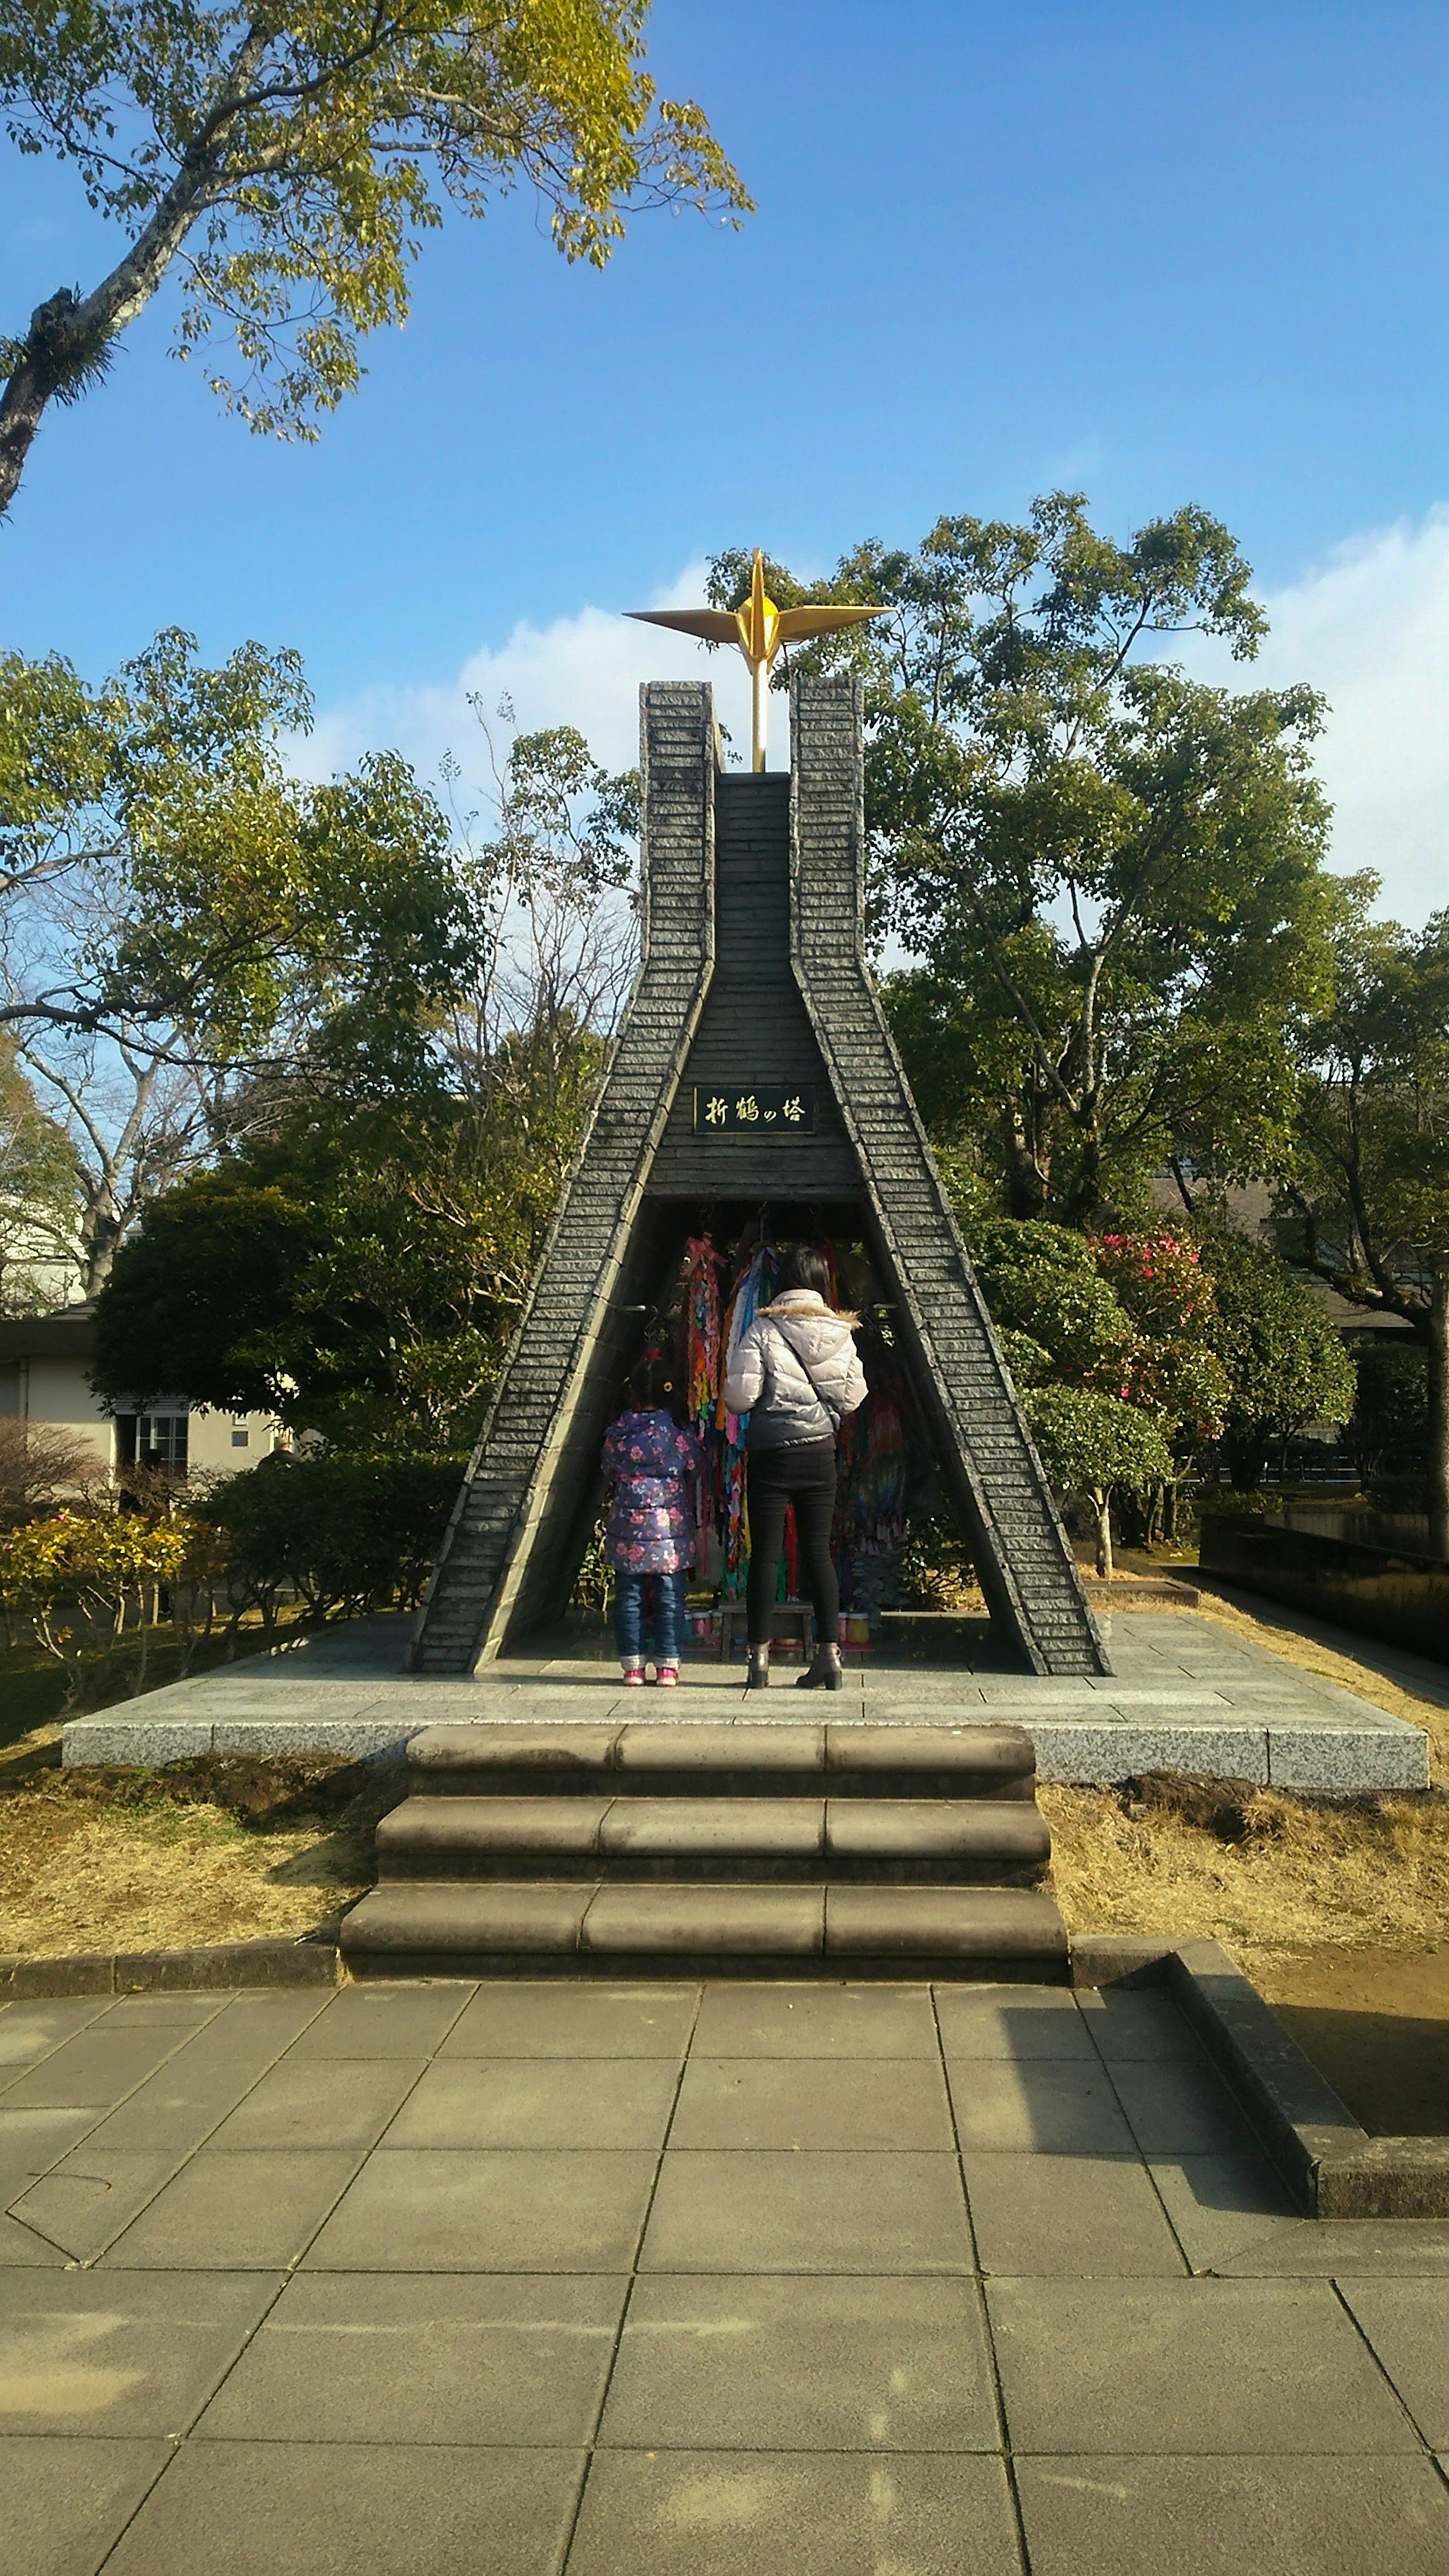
{"left": 552, "top": 1193, "right": 988, "bottom": 1665}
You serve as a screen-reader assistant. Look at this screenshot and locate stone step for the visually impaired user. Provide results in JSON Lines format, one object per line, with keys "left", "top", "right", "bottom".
{"left": 339, "top": 1879, "right": 1068, "bottom": 1977}
{"left": 375, "top": 1795, "right": 1050, "bottom": 1885}
{"left": 405, "top": 1719, "right": 1040, "bottom": 1800}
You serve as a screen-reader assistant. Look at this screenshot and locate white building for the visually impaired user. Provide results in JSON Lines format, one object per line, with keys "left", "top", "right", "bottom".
{"left": 0, "top": 1304, "right": 289, "bottom": 1478}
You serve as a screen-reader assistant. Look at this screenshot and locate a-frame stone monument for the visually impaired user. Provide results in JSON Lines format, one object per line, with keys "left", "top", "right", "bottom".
{"left": 412, "top": 672, "right": 1109, "bottom": 1678}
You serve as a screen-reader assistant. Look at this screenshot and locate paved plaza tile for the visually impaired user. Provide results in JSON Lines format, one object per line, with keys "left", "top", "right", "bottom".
{"left": 3, "top": 1971, "right": 1449, "bottom": 2574}
{"left": 195, "top": 2272, "right": 625, "bottom": 2446}
{"left": 1337, "top": 2280, "right": 1449, "bottom": 2447}
{"left": 101, "top": 2439, "right": 586, "bottom": 2576}
{"left": 1014, "top": 2455, "right": 1449, "bottom": 2574}
{"left": 597, "top": 2274, "right": 998, "bottom": 2451}
{"left": 0, "top": 2271, "right": 281, "bottom": 2437}
{"left": 0, "top": 2001, "right": 114, "bottom": 2077}
{"left": 437, "top": 1980, "right": 698, "bottom": 2059}
{"left": 566, "top": 2448, "right": 1021, "bottom": 2576}
{"left": 0, "top": 2027, "right": 191, "bottom": 2111}
{"left": 946, "top": 2055, "right": 1138, "bottom": 2155}
{"left": 935, "top": 1981, "right": 1098, "bottom": 2060}
{"left": 987, "top": 2276, "right": 1422, "bottom": 2453}
{"left": 668, "top": 2054, "right": 954, "bottom": 2150}
{"left": 962, "top": 2152, "right": 1184, "bottom": 2276}
{"left": 306, "top": 2146, "right": 658, "bottom": 2271}
{"left": 386, "top": 2056, "right": 680, "bottom": 2150}
{"left": 203, "top": 2055, "right": 427, "bottom": 2151}
{"left": 690, "top": 1979, "right": 938, "bottom": 2057}
{"left": 280, "top": 1983, "right": 473, "bottom": 2059}
{"left": 641, "top": 2147, "right": 975, "bottom": 2274}
{"left": 0, "top": 2436, "right": 171, "bottom": 2576}
{"left": 100, "top": 2148, "right": 365, "bottom": 2269}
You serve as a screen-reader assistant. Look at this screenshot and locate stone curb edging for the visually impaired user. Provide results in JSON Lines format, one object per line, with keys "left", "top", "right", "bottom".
{"left": 1074, "top": 1933, "right": 1449, "bottom": 2219}
{"left": 0, "top": 1939, "right": 341, "bottom": 2000}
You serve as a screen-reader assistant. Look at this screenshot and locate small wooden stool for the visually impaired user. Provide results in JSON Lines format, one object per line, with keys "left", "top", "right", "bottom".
{"left": 718, "top": 1600, "right": 815, "bottom": 1662}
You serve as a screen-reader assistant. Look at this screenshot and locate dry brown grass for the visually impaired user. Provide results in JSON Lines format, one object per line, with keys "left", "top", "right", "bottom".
{"left": 1044, "top": 1582, "right": 1449, "bottom": 1986}
{"left": 1042, "top": 1777, "right": 1449, "bottom": 1987}
{"left": 0, "top": 1760, "right": 388, "bottom": 1957}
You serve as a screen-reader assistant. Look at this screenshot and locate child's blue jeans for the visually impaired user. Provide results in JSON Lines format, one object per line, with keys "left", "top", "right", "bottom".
{"left": 614, "top": 1566, "right": 686, "bottom": 1665}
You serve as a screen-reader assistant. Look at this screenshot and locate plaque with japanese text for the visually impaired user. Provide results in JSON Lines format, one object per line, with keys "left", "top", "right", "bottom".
{"left": 692, "top": 1083, "right": 815, "bottom": 1135}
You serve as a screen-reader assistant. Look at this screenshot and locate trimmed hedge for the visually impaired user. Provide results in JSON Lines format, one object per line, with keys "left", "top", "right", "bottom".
{"left": 194, "top": 1451, "right": 465, "bottom": 1623}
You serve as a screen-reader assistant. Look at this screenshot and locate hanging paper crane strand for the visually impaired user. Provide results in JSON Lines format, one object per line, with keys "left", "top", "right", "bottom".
{"left": 627, "top": 548, "right": 887, "bottom": 769}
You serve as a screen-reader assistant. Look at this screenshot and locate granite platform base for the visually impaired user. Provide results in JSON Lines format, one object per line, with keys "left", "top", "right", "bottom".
{"left": 61, "top": 1610, "right": 1432, "bottom": 1794}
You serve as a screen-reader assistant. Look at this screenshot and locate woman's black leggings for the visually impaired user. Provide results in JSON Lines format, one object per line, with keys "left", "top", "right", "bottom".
{"left": 746, "top": 1438, "right": 839, "bottom": 1648}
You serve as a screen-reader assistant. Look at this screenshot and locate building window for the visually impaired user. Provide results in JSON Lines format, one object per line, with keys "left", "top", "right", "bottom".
{"left": 231, "top": 1426, "right": 249, "bottom": 1447}
{"left": 137, "top": 1415, "right": 189, "bottom": 1474}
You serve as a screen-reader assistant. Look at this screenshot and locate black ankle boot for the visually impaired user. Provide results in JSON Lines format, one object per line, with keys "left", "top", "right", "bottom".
{"left": 796, "top": 1641, "right": 844, "bottom": 1691}
{"left": 745, "top": 1644, "right": 771, "bottom": 1690}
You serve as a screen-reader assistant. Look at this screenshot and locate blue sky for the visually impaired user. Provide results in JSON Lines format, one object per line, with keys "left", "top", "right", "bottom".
{"left": 3, "top": 1, "right": 1449, "bottom": 916}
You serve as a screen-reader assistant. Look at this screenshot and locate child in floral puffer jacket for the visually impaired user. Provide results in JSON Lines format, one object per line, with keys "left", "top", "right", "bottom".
{"left": 601, "top": 1356, "right": 699, "bottom": 1685}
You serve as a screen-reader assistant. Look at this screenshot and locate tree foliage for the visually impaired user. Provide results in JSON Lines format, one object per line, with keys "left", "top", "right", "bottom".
{"left": 0, "top": 0, "right": 750, "bottom": 512}
{"left": 1196, "top": 1225, "right": 1356, "bottom": 1489}
{"left": 192, "top": 1449, "right": 461, "bottom": 1620}
{"left": 0, "top": 1504, "right": 189, "bottom": 1706}
{"left": 0, "top": 1039, "right": 79, "bottom": 1310}
{"left": 728, "top": 498, "right": 1334, "bottom": 1222}
{"left": 91, "top": 713, "right": 638, "bottom": 1442}
{"left": 2, "top": 628, "right": 469, "bottom": 1062}
{"left": 964, "top": 1214, "right": 1221, "bottom": 1573}
{"left": 1348, "top": 1340, "right": 1428, "bottom": 1496}
{"left": 0, "top": 628, "right": 477, "bottom": 1290}
{"left": 1279, "top": 895, "right": 1449, "bottom": 1522}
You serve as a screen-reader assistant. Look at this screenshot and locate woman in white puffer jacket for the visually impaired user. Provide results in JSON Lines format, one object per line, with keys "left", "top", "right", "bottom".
{"left": 722, "top": 1246, "right": 867, "bottom": 1690}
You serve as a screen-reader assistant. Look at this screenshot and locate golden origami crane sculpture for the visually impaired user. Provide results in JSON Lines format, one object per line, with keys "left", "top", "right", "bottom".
{"left": 628, "top": 548, "right": 888, "bottom": 770}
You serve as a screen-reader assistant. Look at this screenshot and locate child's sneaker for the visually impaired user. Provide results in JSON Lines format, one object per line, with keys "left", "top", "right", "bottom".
{"left": 655, "top": 1665, "right": 678, "bottom": 1688}
{"left": 621, "top": 1660, "right": 645, "bottom": 1685}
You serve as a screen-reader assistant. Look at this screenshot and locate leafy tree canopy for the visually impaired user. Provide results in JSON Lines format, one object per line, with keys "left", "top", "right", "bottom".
{"left": 91, "top": 712, "right": 638, "bottom": 1442}
{"left": 1195, "top": 1225, "right": 1356, "bottom": 1488}
{"left": 1348, "top": 1340, "right": 1428, "bottom": 1493}
{"left": 1279, "top": 894, "right": 1449, "bottom": 1522}
{"left": 968, "top": 1216, "right": 1228, "bottom": 1452}
{"left": 1, "top": 627, "right": 471, "bottom": 1078}
{"left": 724, "top": 497, "right": 1335, "bottom": 1223}
{"left": 0, "top": 1, "right": 751, "bottom": 513}
{"left": 91, "top": 1052, "right": 597, "bottom": 1447}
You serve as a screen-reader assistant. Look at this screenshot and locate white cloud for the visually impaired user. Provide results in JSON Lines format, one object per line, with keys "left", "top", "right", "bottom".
{"left": 306, "top": 517, "right": 1449, "bottom": 927}
{"left": 300, "top": 560, "right": 758, "bottom": 797}
{"left": 1247, "top": 511, "right": 1449, "bottom": 927}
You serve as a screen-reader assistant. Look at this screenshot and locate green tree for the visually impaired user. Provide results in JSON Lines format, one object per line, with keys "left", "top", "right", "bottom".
{"left": 1, "top": 630, "right": 475, "bottom": 1287}
{"left": 1278, "top": 897, "right": 1449, "bottom": 1532}
{"left": 193, "top": 1450, "right": 462, "bottom": 1623}
{"left": 92, "top": 1102, "right": 495, "bottom": 1445}
{"left": 1195, "top": 1227, "right": 1356, "bottom": 1490}
{"left": 734, "top": 499, "right": 1334, "bottom": 1222}
{"left": 0, "top": 1, "right": 749, "bottom": 515}
{"left": 93, "top": 716, "right": 639, "bottom": 1439}
{"left": 2, "top": 629, "right": 469, "bottom": 1062}
{"left": 1348, "top": 1341, "right": 1428, "bottom": 1494}
{"left": 1024, "top": 1383, "right": 1173, "bottom": 1580}
{"left": 964, "top": 1216, "right": 1223, "bottom": 1573}
{"left": 91, "top": 1055, "right": 606, "bottom": 1444}
{"left": 0, "top": 1042, "right": 80, "bottom": 1310}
